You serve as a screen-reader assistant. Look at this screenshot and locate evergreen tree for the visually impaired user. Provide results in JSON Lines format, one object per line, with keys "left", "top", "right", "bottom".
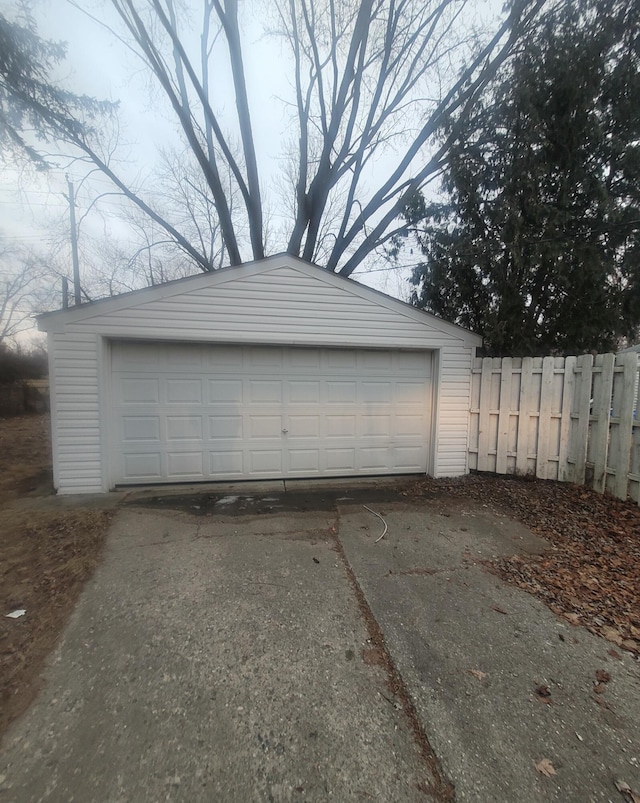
{"left": 408, "top": 0, "right": 640, "bottom": 356}
{"left": 0, "top": 5, "right": 114, "bottom": 170}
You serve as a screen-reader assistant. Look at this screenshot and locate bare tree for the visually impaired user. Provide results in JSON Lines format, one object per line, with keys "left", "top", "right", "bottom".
{"left": 5, "top": 0, "right": 546, "bottom": 275}
{"left": 0, "top": 238, "right": 52, "bottom": 344}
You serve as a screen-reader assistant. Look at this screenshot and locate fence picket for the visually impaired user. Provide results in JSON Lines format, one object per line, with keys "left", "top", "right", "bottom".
{"left": 591, "top": 353, "right": 615, "bottom": 493}
{"left": 496, "top": 357, "right": 512, "bottom": 474}
{"left": 477, "top": 357, "right": 494, "bottom": 472}
{"left": 614, "top": 353, "right": 638, "bottom": 499}
{"left": 536, "top": 357, "right": 555, "bottom": 479}
{"left": 515, "top": 357, "right": 533, "bottom": 475}
{"left": 573, "top": 354, "right": 594, "bottom": 485}
{"left": 558, "top": 356, "right": 576, "bottom": 482}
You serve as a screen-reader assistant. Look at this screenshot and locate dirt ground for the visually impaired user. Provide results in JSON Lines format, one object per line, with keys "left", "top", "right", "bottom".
{"left": 0, "top": 415, "right": 112, "bottom": 742}
{"left": 1, "top": 414, "right": 639, "bottom": 748}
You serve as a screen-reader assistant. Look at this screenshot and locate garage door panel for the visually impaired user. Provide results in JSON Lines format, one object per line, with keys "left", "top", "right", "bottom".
{"left": 396, "top": 351, "right": 431, "bottom": 373}
{"left": 249, "top": 414, "right": 282, "bottom": 439}
{"left": 209, "top": 415, "right": 243, "bottom": 439}
{"left": 167, "top": 451, "right": 204, "bottom": 477}
{"left": 287, "top": 415, "right": 320, "bottom": 438}
{"left": 359, "top": 446, "right": 391, "bottom": 471}
{"left": 361, "top": 415, "right": 391, "bottom": 437}
{"left": 112, "top": 341, "right": 159, "bottom": 370}
{"left": 111, "top": 343, "right": 432, "bottom": 484}
{"left": 325, "top": 448, "right": 356, "bottom": 471}
{"left": 396, "top": 381, "right": 428, "bottom": 404}
{"left": 249, "top": 450, "right": 282, "bottom": 474}
{"left": 394, "top": 445, "right": 427, "bottom": 470}
{"left": 323, "top": 349, "right": 357, "bottom": 370}
{"left": 209, "top": 380, "right": 243, "bottom": 406}
{"left": 120, "top": 378, "right": 159, "bottom": 404}
{"left": 164, "top": 342, "right": 202, "bottom": 366}
{"left": 361, "top": 351, "right": 392, "bottom": 370}
{"left": 248, "top": 346, "right": 282, "bottom": 368}
{"left": 395, "top": 414, "right": 425, "bottom": 437}
{"left": 122, "top": 416, "right": 161, "bottom": 442}
{"left": 166, "top": 416, "right": 203, "bottom": 441}
{"left": 361, "top": 382, "right": 392, "bottom": 403}
{"left": 166, "top": 378, "right": 202, "bottom": 404}
{"left": 290, "top": 349, "right": 320, "bottom": 369}
{"left": 289, "top": 381, "right": 320, "bottom": 404}
{"left": 204, "top": 344, "right": 241, "bottom": 368}
{"left": 123, "top": 452, "right": 162, "bottom": 479}
{"left": 209, "top": 450, "right": 243, "bottom": 475}
{"left": 249, "top": 380, "right": 282, "bottom": 404}
{"left": 288, "top": 449, "right": 320, "bottom": 473}
{"left": 326, "top": 382, "right": 357, "bottom": 404}
{"left": 326, "top": 415, "right": 356, "bottom": 437}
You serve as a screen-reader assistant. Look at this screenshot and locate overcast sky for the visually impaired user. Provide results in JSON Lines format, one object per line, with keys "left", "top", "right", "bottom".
{"left": 2, "top": 0, "right": 489, "bottom": 328}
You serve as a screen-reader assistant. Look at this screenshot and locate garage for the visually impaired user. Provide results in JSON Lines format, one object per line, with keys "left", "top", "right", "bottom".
{"left": 111, "top": 341, "right": 432, "bottom": 484}
{"left": 38, "top": 254, "right": 481, "bottom": 494}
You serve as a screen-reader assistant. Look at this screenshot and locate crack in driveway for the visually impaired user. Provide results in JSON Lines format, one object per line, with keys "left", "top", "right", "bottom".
{"left": 329, "top": 512, "right": 456, "bottom": 803}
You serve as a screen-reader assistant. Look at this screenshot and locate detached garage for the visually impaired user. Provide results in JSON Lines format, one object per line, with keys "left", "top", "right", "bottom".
{"left": 38, "top": 255, "right": 481, "bottom": 494}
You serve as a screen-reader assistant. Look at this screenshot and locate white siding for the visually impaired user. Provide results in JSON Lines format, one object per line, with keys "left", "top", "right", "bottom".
{"left": 41, "top": 258, "right": 480, "bottom": 493}
{"left": 434, "top": 346, "right": 474, "bottom": 477}
{"left": 65, "top": 265, "right": 470, "bottom": 350}
{"left": 48, "top": 332, "right": 104, "bottom": 493}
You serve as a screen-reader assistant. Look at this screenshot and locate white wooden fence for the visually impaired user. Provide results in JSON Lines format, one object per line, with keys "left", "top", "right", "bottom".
{"left": 468, "top": 353, "right": 640, "bottom": 504}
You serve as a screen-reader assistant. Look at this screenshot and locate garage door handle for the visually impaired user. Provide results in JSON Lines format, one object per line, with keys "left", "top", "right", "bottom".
{"left": 282, "top": 428, "right": 288, "bottom": 434}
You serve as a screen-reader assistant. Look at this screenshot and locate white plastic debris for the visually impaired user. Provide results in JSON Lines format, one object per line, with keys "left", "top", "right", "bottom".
{"left": 6, "top": 609, "right": 26, "bottom": 619}
{"left": 215, "top": 495, "right": 240, "bottom": 506}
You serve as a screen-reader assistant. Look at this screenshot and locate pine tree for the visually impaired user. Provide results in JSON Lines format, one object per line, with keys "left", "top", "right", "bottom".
{"left": 409, "top": 0, "right": 640, "bottom": 356}
{"left": 0, "top": 5, "right": 114, "bottom": 169}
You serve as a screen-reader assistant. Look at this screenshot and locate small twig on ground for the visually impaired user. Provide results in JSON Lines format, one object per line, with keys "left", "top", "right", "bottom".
{"left": 363, "top": 505, "right": 388, "bottom": 542}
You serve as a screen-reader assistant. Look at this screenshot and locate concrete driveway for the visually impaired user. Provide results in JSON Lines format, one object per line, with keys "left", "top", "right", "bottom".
{"left": 1, "top": 482, "right": 639, "bottom": 802}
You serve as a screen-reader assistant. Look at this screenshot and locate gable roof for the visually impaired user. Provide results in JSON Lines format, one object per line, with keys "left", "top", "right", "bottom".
{"left": 38, "top": 253, "right": 481, "bottom": 347}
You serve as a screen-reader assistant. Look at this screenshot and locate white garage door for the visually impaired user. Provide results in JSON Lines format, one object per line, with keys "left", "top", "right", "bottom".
{"left": 110, "top": 341, "right": 433, "bottom": 485}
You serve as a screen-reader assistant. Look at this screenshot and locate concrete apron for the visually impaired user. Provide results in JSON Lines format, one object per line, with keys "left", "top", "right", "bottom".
{"left": 1, "top": 492, "right": 639, "bottom": 802}
{"left": 0, "top": 506, "right": 443, "bottom": 802}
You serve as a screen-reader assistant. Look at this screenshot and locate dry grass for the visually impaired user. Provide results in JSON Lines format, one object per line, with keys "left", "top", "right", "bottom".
{"left": 0, "top": 415, "right": 113, "bottom": 741}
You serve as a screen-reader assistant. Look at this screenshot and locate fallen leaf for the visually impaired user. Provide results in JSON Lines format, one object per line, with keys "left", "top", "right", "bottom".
{"left": 621, "top": 639, "right": 639, "bottom": 652}
{"left": 468, "top": 669, "right": 487, "bottom": 681}
{"left": 534, "top": 684, "right": 551, "bottom": 702}
{"left": 615, "top": 780, "right": 640, "bottom": 803}
{"left": 601, "top": 626, "right": 624, "bottom": 646}
{"left": 593, "top": 683, "right": 606, "bottom": 694}
{"left": 535, "top": 759, "right": 556, "bottom": 778}
{"left": 595, "top": 669, "right": 611, "bottom": 684}
{"left": 563, "top": 612, "right": 581, "bottom": 625}
{"left": 607, "top": 649, "right": 622, "bottom": 660}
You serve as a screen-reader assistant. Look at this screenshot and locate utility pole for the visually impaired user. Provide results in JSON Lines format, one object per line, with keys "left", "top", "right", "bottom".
{"left": 66, "top": 175, "right": 81, "bottom": 305}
